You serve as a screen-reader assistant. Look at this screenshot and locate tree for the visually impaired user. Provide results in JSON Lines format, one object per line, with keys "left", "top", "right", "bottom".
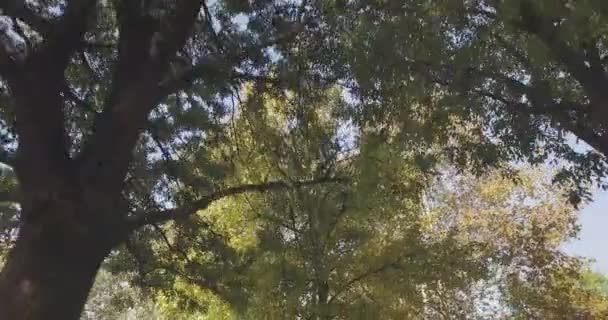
{"left": 0, "top": 1, "right": 345, "bottom": 318}
{"left": 81, "top": 269, "right": 159, "bottom": 320}
{"left": 139, "top": 88, "right": 607, "bottom": 319}
{"left": 319, "top": 0, "right": 608, "bottom": 201}
{"left": 1, "top": 1, "right": 608, "bottom": 319}
{"left": 423, "top": 169, "right": 608, "bottom": 319}
{"left": 582, "top": 270, "right": 608, "bottom": 296}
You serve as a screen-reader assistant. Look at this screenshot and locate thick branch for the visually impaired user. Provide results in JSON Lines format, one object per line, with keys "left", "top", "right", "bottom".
{"left": 107, "top": 0, "right": 202, "bottom": 103}
{"left": 78, "top": 0, "right": 203, "bottom": 193}
{"left": 0, "top": 146, "right": 15, "bottom": 168}
{"left": 32, "top": 0, "right": 97, "bottom": 73}
{"left": 106, "top": 1, "right": 160, "bottom": 106}
{"left": 153, "top": 0, "right": 203, "bottom": 62}
{"left": 516, "top": 1, "right": 608, "bottom": 117}
{"left": 128, "top": 177, "right": 347, "bottom": 229}
{"left": 0, "top": 40, "right": 12, "bottom": 67}
{"left": 479, "top": 73, "right": 608, "bottom": 155}
{"left": 0, "top": 188, "right": 19, "bottom": 203}
{"left": 409, "top": 56, "right": 608, "bottom": 156}
{"left": 158, "top": 55, "right": 231, "bottom": 94}
{"left": 2, "top": 1, "right": 98, "bottom": 197}
{"left": 0, "top": 45, "right": 10, "bottom": 73}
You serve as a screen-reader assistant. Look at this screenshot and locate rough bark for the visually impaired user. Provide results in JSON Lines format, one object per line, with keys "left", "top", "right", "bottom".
{"left": 0, "top": 2, "right": 206, "bottom": 318}
{"left": 0, "top": 2, "right": 203, "bottom": 317}
{"left": 0, "top": 189, "right": 125, "bottom": 320}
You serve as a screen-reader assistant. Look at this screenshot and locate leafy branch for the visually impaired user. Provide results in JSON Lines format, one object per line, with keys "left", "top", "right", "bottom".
{"left": 128, "top": 177, "right": 348, "bottom": 229}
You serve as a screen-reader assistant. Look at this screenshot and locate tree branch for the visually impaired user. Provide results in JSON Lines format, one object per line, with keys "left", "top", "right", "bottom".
{"left": 128, "top": 177, "right": 347, "bottom": 229}
{"left": 158, "top": 55, "right": 230, "bottom": 95}
{"left": 410, "top": 55, "right": 608, "bottom": 156}
{"left": 158, "top": 19, "right": 304, "bottom": 95}
{"left": 516, "top": 1, "right": 608, "bottom": 116}
{"left": 0, "top": 188, "right": 19, "bottom": 203}
{"left": 327, "top": 259, "right": 401, "bottom": 305}
{"left": 1, "top": 1, "right": 99, "bottom": 197}
{"left": 77, "top": 0, "right": 203, "bottom": 193}
{"left": 0, "top": 145, "right": 15, "bottom": 168}
{"left": 153, "top": 0, "right": 203, "bottom": 63}
{"left": 159, "top": 57, "right": 283, "bottom": 96}
{"left": 32, "top": 0, "right": 98, "bottom": 73}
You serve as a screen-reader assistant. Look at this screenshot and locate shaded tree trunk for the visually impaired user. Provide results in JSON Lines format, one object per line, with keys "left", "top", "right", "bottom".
{"left": 0, "top": 187, "right": 126, "bottom": 320}
{"left": 0, "top": 49, "right": 134, "bottom": 319}
{"left": 0, "top": 2, "right": 204, "bottom": 319}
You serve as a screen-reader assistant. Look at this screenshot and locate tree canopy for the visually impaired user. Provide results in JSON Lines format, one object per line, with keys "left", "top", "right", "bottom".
{"left": 0, "top": 0, "right": 607, "bottom": 319}
{"left": 79, "top": 88, "right": 608, "bottom": 319}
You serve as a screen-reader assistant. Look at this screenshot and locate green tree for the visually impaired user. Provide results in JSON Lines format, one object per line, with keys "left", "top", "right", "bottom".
{"left": 144, "top": 89, "right": 607, "bottom": 319}
{"left": 1, "top": 1, "right": 608, "bottom": 319}
{"left": 143, "top": 87, "right": 477, "bottom": 319}
{"left": 317, "top": 0, "right": 608, "bottom": 201}
{"left": 82, "top": 269, "right": 160, "bottom": 320}
{"left": 582, "top": 271, "right": 608, "bottom": 296}
{"left": 0, "top": 1, "right": 345, "bottom": 318}
{"left": 423, "top": 169, "right": 608, "bottom": 319}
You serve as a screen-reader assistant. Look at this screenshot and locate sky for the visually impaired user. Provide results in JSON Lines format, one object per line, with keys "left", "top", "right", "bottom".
{"left": 564, "top": 190, "right": 608, "bottom": 274}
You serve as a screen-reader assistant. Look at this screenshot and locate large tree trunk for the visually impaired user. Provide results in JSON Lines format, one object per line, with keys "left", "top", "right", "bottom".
{"left": 0, "top": 189, "right": 123, "bottom": 320}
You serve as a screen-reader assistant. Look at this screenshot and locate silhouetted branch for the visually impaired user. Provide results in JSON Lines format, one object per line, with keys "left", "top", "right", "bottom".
{"left": 129, "top": 177, "right": 348, "bottom": 229}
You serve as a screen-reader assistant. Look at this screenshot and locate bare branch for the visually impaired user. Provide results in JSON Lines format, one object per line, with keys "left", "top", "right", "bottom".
{"left": 128, "top": 177, "right": 347, "bottom": 229}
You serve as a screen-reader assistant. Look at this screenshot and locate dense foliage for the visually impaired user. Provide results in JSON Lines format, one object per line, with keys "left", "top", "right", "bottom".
{"left": 0, "top": 0, "right": 608, "bottom": 319}
{"left": 84, "top": 90, "right": 608, "bottom": 319}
